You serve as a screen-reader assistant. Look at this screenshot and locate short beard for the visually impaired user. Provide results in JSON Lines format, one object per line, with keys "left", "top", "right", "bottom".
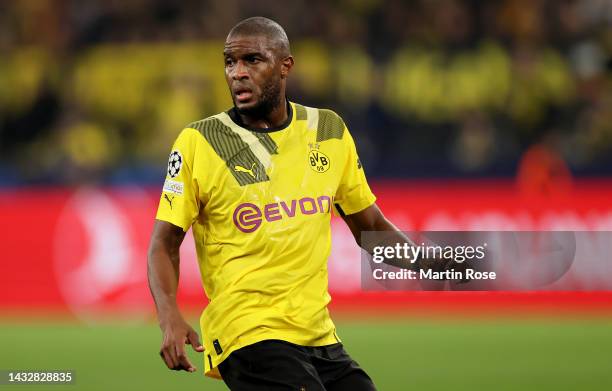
{"left": 235, "top": 78, "right": 282, "bottom": 119}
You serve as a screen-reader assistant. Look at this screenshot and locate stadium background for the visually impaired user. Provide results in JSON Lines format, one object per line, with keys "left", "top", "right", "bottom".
{"left": 1, "top": 0, "right": 612, "bottom": 390}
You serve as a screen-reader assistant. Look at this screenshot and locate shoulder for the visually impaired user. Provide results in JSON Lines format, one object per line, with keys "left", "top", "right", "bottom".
{"left": 168, "top": 113, "right": 231, "bottom": 157}
{"left": 292, "top": 102, "right": 346, "bottom": 142}
{"left": 184, "top": 112, "right": 229, "bottom": 135}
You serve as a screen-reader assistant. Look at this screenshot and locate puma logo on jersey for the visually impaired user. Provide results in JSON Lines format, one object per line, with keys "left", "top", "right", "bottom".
{"left": 234, "top": 162, "right": 257, "bottom": 179}
{"left": 164, "top": 194, "right": 175, "bottom": 209}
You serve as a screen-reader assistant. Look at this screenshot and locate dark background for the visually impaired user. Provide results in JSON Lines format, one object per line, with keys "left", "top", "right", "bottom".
{"left": 1, "top": 0, "right": 611, "bottom": 185}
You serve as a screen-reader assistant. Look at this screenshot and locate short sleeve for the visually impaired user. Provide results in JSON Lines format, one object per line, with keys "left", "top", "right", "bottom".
{"left": 334, "top": 127, "right": 376, "bottom": 216}
{"left": 155, "top": 128, "right": 200, "bottom": 231}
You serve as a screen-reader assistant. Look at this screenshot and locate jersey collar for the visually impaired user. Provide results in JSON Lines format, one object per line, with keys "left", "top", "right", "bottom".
{"left": 226, "top": 99, "right": 293, "bottom": 133}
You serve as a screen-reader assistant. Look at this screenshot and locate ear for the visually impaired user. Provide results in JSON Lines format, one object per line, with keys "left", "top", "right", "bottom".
{"left": 280, "top": 56, "right": 294, "bottom": 79}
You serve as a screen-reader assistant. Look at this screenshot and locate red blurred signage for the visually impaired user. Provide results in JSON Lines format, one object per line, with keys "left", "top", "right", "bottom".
{"left": 1, "top": 180, "right": 612, "bottom": 317}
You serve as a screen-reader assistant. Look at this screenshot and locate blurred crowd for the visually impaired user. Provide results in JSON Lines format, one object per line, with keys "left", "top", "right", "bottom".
{"left": 0, "top": 0, "right": 611, "bottom": 184}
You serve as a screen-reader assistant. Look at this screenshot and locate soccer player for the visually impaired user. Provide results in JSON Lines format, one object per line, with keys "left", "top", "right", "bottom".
{"left": 148, "top": 16, "right": 404, "bottom": 391}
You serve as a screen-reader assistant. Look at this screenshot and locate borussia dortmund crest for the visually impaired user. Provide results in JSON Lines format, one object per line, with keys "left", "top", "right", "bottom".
{"left": 308, "top": 143, "right": 330, "bottom": 173}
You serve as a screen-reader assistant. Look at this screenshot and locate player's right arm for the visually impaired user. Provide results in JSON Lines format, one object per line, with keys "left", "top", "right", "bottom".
{"left": 148, "top": 220, "right": 203, "bottom": 372}
{"left": 147, "top": 127, "right": 203, "bottom": 372}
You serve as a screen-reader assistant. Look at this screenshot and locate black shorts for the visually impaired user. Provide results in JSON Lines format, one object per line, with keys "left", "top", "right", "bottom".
{"left": 217, "top": 340, "right": 377, "bottom": 391}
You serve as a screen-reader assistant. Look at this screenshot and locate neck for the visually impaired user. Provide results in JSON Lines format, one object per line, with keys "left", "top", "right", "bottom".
{"left": 238, "top": 96, "right": 288, "bottom": 130}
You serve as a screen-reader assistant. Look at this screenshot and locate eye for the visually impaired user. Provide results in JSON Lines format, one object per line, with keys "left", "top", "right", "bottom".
{"left": 224, "top": 57, "right": 234, "bottom": 67}
{"left": 245, "top": 55, "right": 260, "bottom": 64}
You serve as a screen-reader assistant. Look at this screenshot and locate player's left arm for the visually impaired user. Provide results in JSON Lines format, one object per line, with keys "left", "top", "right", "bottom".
{"left": 334, "top": 121, "right": 441, "bottom": 270}
{"left": 332, "top": 122, "right": 416, "bottom": 268}
{"left": 341, "top": 203, "right": 398, "bottom": 247}
{"left": 342, "top": 204, "right": 453, "bottom": 273}
{"left": 341, "top": 204, "right": 420, "bottom": 269}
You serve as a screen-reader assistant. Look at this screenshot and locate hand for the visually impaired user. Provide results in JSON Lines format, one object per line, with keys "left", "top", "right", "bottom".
{"left": 158, "top": 315, "right": 205, "bottom": 372}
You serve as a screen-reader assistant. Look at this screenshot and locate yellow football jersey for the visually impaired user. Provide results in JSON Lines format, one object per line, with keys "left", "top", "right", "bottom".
{"left": 155, "top": 101, "right": 376, "bottom": 378}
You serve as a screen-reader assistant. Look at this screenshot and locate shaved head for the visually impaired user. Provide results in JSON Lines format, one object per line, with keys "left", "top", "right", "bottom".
{"left": 227, "top": 17, "right": 291, "bottom": 59}
{"left": 223, "top": 17, "right": 294, "bottom": 127}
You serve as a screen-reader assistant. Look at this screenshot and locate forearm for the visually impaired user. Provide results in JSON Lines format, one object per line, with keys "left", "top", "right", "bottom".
{"left": 147, "top": 221, "right": 187, "bottom": 323}
{"left": 372, "top": 214, "right": 414, "bottom": 244}
{"left": 370, "top": 215, "right": 418, "bottom": 269}
{"left": 343, "top": 204, "right": 417, "bottom": 269}
{"left": 147, "top": 221, "right": 201, "bottom": 371}
{"left": 147, "top": 245, "right": 182, "bottom": 320}
{"left": 368, "top": 213, "right": 453, "bottom": 273}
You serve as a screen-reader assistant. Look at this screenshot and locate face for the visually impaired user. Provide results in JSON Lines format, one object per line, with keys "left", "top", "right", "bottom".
{"left": 224, "top": 34, "right": 284, "bottom": 117}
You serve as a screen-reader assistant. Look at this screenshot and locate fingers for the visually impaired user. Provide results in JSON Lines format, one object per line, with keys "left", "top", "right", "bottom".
{"left": 160, "top": 338, "right": 186, "bottom": 371}
{"left": 160, "top": 343, "right": 196, "bottom": 371}
{"left": 158, "top": 324, "right": 202, "bottom": 372}
{"left": 186, "top": 329, "right": 205, "bottom": 352}
{"left": 159, "top": 348, "right": 176, "bottom": 370}
{"left": 161, "top": 334, "right": 179, "bottom": 368}
{"left": 175, "top": 343, "right": 196, "bottom": 372}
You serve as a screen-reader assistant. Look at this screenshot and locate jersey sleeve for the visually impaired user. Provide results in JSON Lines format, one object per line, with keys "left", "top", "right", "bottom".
{"left": 334, "top": 126, "right": 376, "bottom": 216}
{"left": 155, "top": 128, "right": 200, "bottom": 231}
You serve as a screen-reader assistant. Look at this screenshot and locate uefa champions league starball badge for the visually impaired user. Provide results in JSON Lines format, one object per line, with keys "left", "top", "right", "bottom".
{"left": 167, "top": 150, "right": 183, "bottom": 178}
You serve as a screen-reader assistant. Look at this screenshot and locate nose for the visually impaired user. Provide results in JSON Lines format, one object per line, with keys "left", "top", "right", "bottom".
{"left": 231, "top": 60, "right": 249, "bottom": 80}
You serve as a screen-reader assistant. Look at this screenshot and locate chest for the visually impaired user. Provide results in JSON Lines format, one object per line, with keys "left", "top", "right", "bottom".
{"left": 199, "top": 130, "right": 344, "bottom": 209}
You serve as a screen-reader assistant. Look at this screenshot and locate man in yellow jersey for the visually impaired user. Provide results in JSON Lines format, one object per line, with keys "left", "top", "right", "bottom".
{"left": 148, "top": 16, "right": 405, "bottom": 391}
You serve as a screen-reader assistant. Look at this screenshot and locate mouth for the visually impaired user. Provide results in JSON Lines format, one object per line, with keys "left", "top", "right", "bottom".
{"left": 233, "top": 87, "right": 254, "bottom": 103}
